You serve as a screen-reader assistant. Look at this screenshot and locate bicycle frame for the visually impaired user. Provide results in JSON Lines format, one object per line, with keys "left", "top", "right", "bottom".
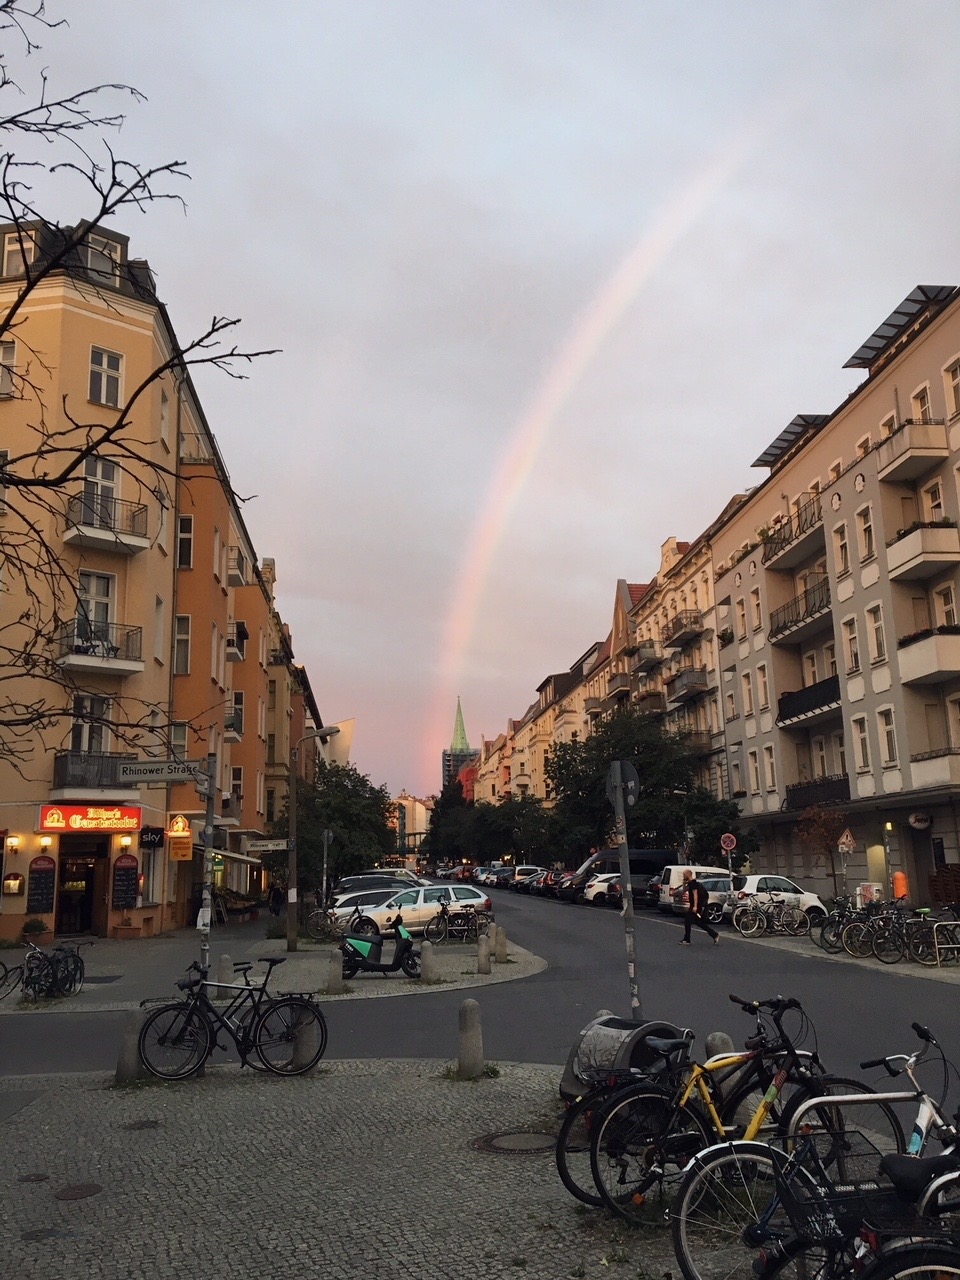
{"left": 679, "top": 1051, "right": 801, "bottom": 1141}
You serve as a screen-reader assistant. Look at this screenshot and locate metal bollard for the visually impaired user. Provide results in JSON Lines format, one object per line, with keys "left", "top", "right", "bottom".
{"left": 114, "top": 1009, "right": 149, "bottom": 1085}
{"left": 494, "top": 925, "right": 508, "bottom": 964}
{"left": 477, "top": 933, "right": 491, "bottom": 974}
{"left": 457, "top": 997, "right": 484, "bottom": 1079}
{"left": 327, "top": 950, "right": 345, "bottom": 995}
{"left": 420, "top": 938, "right": 437, "bottom": 983}
{"left": 216, "top": 952, "right": 233, "bottom": 1000}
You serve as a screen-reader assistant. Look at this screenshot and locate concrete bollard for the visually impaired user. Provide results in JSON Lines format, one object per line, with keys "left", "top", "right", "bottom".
{"left": 420, "top": 939, "right": 437, "bottom": 983}
{"left": 457, "top": 997, "right": 484, "bottom": 1079}
{"left": 494, "top": 925, "right": 508, "bottom": 964}
{"left": 477, "top": 933, "right": 491, "bottom": 974}
{"left": 114, "top": 1009, "right": 149, "bottom": 1085}
{"left": 327, "top": 950, "right": 345, "bottom": 995}
{"left": 704, "top": 1030, "right": 735, "bottom": 1057}
{"left": 216, "top": 952, "right": 233, "bottom": 1000}
{"left": 291, "top": 1004, "right": 321, "bottom": 1074}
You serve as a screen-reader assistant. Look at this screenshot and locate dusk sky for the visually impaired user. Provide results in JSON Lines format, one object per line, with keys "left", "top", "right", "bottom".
{"left": 38, "top": 2, "right": 960, "bottom": 797}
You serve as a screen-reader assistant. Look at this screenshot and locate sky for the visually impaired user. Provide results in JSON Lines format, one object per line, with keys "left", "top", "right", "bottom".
{"left": 22, "top": 1, "right": 960, "bottom": 797}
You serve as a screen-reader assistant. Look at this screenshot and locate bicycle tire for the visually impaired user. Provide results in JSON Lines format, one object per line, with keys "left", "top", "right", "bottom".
{"left": 852, "top": 1243, "right": 960, "bottom": 1280}
{"left": 779, "top": 1075, "right": 906, "bottom": 1164}
{"left": 55, "top": 953, "right": 85, "bottom": 996}
{"left": 304, "top": 910, "right": 333, "bottom": 941}
{"left": 752, "top": 1233, "right": 852, "bottom": 1280}
{"left": 908, "top": 924, "right": 937, "bottom": 967}
{"left": 817, "top": 916, "right": 845, "bottom": 953}
{"left": 872, "top": 927, "right": 905, "bottom": 965}
{"left": 424, "top": 915, "right": 447, "bottom": 943}
{"left": 590, "top": 1086, "right": 714, "bottom": 1224}
{"left": 254, "top": 997, "right": 328, "bottom": 1075}
{"left": 671, "top": 1141, "right": 813, "bottom": 1280}
{"left": 0, "top": 963, "right": 21, "bottom": 1001}
{"left": 840, "top": 921, "right": 873, "bottom": 959}
{"left": 556, "top": 1091, "right": 607, "bottom": 1207}
{"left": 23, "top": 953, "right": 55, "bottom": 1001}
{"left": 736, "top": 909, "right": 767, "bottom": 939}
{"left": 780, "top": 907, "right": 808, "bottom": 937}
{"left": 138, "top": 1003, "right": 212, "bottom": 1080}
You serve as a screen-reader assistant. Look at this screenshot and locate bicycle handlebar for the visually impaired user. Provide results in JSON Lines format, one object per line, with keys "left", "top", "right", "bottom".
{"left": 729, "top": 993, "right": 801, "bottom": 1014}
{"left": 859, "top": 1023, "right": 938, "bottom": 1075}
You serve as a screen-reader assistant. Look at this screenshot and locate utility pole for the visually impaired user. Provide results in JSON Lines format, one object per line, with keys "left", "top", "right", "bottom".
{"left": 607, "top": 759, "right": 642, "bottom": 1022}
{"left": 287, "top": 741, "right": 300, "bottom": 953}
{"left": 198, "top": 751, "right": 218, "bottom": 973}
{"left": 321, "top": 828, "right": 332, "bottom": 906}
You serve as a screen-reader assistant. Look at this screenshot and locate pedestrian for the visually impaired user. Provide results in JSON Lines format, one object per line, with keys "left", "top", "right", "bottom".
{"left": 678, "top": 868, "right": 719, "bottom": 945}
{"left": 268, "top": 881, "right": 284, "bottom": 917}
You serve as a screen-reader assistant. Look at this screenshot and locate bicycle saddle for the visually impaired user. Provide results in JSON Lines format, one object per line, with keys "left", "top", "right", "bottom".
{"left": 260, "top": 956, "right": 288, "bottom": 966}
{"left": 880, "top": 1152, "right": 960, "bottom": 1202}
{"left": 645, "top": 1036, "right": 691, "bottom": 1058}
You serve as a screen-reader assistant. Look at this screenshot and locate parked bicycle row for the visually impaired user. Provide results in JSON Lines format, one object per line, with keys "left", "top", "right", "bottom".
{"left": 555, "top": 991, "right": 960, "bottom": 1280}
{"left": 810, "top": 895, "right": 960, "bottom": 967}
{"left": 0, "top": 938, "right": 92, "bottom": 1002}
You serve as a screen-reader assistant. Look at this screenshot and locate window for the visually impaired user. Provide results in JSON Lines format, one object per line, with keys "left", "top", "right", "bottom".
{"left": 89, "top": 346, "right": 122, "bottom": 407}
{"left": 78, "top": 571, "right": 113, "bottom": 647}
{"left": 0, "top": 446, "right": 8, "bottom": 510}
{"left": 813, "top": 737, "right": 827, "bottom": 779}
{"left": 0, "top": 340, "right": 15, "bottom": 396}
{"left": 70, "top": 694, "right": 110, "bottom": 754}
{"left": 173, "top": 615, "right": 191, "bottom": 674}
{"left": 80, "top": 454, "right": 117, "bottom": 529}
{"left": 856, "top": 434, "right": 871, "bottom": 459}
{"left": 834, "top": 731, "right": 846, "bottom": 775}
{"left": 211, "top": 624, "right": 220, "bottom": 681}
{"left": 852, "top": 716, "right": 870, "bottom": 771}
{"left": 3, "top": 230, "right": 34, "bottom": 277}
{"left": 763, "top": 744, "right": 776, "bottom": 791}
{"left": 750, "top": 588, "right": 762, "bottom": 630}
{"left": 741, "top": 673, "right": 754, "bottom": 717}
{"left": 757, "top": 664, "right": 769, "bottom": 710}
{"left": 880, "top": 413, "right": 897, "bottom": 439}
{"left": 267, "top": 733, "right": 276, "bottom": 766}
{"left": 177, "top": 515, "right": 193, "bottom": 569}
{"left": 825, "top": 643, "right": 837, "bottom": 677}
{"left": 731, "top": 760, "right": 743, "bottom": 794}
{"left": 230, "top": 765, "right": 243, "bottom": 801}
{"left": 213, "top": 527, "right": 222, "bottom": 581}
{"left": 725, "top": 690, "right": 737, "bottom": 722}
{"left": 923, "top": 480, "right": 944, "bottom": 522}
{"left": 748, "top": 750, "right": 760, "bottom": 794}
{"left": 154, "top": 596, "right": 165, "bottom": 663}
{"left": 947, "top": 362, "right": 960, "bottom": 419}
{"left": 736, "top": 599, "right": 747, "bottom": 639}
{"left": 257, "top": 771, "right": 265, "bottom": 814}
{"left": 267, "top": 679, "right": 277, "bottom": 710}
{"left": 866, "top": 605, "right": 886, "bottom": 664}
{"left": 912, "top": 386, "right": 932, "bottom": 423}
{"left": 231, "top": 691, "right": 244, "bottom": 735}
{"left": 936, "top": 585, "right": 957, "bottom": 627}
{"left": 258, "top": 697, "right": 266, "bottom": 738}
{"left": 85, "top": 235, "right": 120, "bottom": 282}
{"left": 829, "top": 460, "right": 842, "bottom": 482}
{"left": 170, "top": 722, "right": 189, "bottom": 759}
{"left": 856, "top": 506, "right": 875, "bottom": 561}
{"left": 804, "top": 652, "right": 818, "bottom": 686}
{"left": 834, "top": 524, "right": 850, "bottom": 576}
{"left": 877, "top": 708, "right": 898, "bottom": 766}
{"left": 266, "top": 787, "right": 276, "bottom": 823}
{"left": 842, "top": 618, "right": 860, "bottom": 674}
{"left": 160, "top": 389, "right": 170, "bottom": 447}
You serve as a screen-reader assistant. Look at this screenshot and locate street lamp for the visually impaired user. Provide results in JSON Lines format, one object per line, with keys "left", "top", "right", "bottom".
{"left": 287, "top": 724, "right": 340, "bottom": 952}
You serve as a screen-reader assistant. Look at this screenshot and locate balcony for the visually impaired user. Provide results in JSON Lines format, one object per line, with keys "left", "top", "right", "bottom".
{"left": 226, "top": 620, "right": 249, "bottom": 662}
{"left": 877, "top": 419, "right": 949, "bottom": 483}
{"left": 228, "top": 546, "right": 248, "bottom": 587}
{"left": 218, "top": 794, "right": 242, "bottom": 825}
{"left": 761, "top": 495, "right": 824, "bottom": 569}
{"left": 51, "top": 750, "right": 138, "bottom": 795}
{"left": 676, "top": 729, "right": 714, "bottom": 755}
{"left": 55, "top": 620, "right": 144, "bottom": 675}
{"left": 886, "top": 522, "right": 960, "bottom": 581}
{"left": 661, "top": 610, "right": 705, "bottom": 648}
{"left": 769, "top": 576, "right": 831, "bottom": 644}
{"left": 635, "top": 690, "right": 666, "bottom": 715}
{"left": 553, "top": 703, "right": 576, "bottom": 724}
{"left": 607, "top": 672, "right": 632, "bottom": 696}
{"left": 666, "top": 666, "right": 709, "bottom": 703}
{"left": 63, "top": 494, "right": 149, "bottom": 555}
{"left": 898, "top": 628, "right": 960, "bottom": 684}
{"left": 784, "top": 774, "right": 851, "bottom": 810}
{"left": 630, "top": 641, "right": 662, "bottom": 672}
{"left": 223, "top": 707, "right": 244, "bottom": 743}
{"left": 776, "top": 674, "right": 842, "bottom": 727}
{"left": 584, "top": 697, "right": 602, "bottom": 716}
{"left": 910, "top": 748, "right": 960, "bottom": 789}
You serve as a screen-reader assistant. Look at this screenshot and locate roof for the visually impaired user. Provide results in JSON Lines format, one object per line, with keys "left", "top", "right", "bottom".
{"left": 752, "top": 414, "right": 831, "bottom": 469}
{"left": 627, "top": 582, "right": 650, "bottom": 606}
{"left": 843, "top": 285, "right": 957, "bottom": 371}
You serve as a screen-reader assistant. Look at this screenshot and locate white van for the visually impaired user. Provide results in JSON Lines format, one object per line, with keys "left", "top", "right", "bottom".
{"left": 657, "top": 865, "right": 729, "bottom": 913}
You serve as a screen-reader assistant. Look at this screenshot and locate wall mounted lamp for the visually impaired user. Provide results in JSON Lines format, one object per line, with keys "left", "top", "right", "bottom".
{"left": 6, "top": 835, "right": 20, "bottom": 853}
{"left": 39, "top": 836, "right": 52, "bottom": 850}
{"left": 119, "top": 835, "right": 133, "bottom": 848}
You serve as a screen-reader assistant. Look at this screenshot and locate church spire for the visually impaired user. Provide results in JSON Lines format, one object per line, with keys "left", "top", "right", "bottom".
{"left": 451, "top": 696, "right": 470, "bottom": 751}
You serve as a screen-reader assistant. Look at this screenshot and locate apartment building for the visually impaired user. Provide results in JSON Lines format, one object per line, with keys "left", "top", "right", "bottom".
{"left": 713, "top": 284, "right": 960, "bottom": 900}
{"left": 0, "top": 221, "right": 329, "bottom": 940}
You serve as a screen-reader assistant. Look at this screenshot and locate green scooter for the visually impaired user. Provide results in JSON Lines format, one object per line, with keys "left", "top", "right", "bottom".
{"left": 339, "top": 914, "right": 421, "bottom": 979}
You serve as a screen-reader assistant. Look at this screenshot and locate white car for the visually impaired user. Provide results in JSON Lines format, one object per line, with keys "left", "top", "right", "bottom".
{"left": 333, "top": 883, "right": 493, "bottom": 934}
{"left": 729, "top": 874, "right": 827, "bottom": 921}
{"left": 584, "top": 873, "right": 621, "bottom": 906}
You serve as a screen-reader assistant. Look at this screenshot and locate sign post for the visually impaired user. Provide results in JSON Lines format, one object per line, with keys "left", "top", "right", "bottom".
{"left": 606, "top": 760, "right": 642, "bottom": 1023}
{"left": 720, "top": 831, "right": 737, "bottom": 868}
{"left": 837, "top": 828, "right": 856, "bottom": 897}
{"left": 196, "top": 753, "right": 218, "bottom": 973}
{"left": 321, "top": 828, "right": 333, "bottom": 907}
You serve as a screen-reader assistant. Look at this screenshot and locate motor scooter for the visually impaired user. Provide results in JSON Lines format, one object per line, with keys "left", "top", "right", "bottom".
{"left": 339, "top": 914, "right": 421, "bottom": 979}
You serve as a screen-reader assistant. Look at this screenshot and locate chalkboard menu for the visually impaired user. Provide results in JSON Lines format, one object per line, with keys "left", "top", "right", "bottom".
{"left": 111, "top": 852, "right": 140, "bottom": 911}
{"left": 27, "top": 855, "right": 56, "bottom": 914}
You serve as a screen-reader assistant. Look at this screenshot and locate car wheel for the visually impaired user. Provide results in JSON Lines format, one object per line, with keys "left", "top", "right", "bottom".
{"left": 592, "top": 893, "right": 606, "bottom": 907}
{"left": 805, "top": 907, "right": 826, "bottom": 925}
{"left": 354, "top": 915, "right": 380, "bottom": 937}
{"left": 704, "top": 903, "right": 723, "bottom": 925}
{"left": 573, "top": 889, "right": 585, "bottom": 905}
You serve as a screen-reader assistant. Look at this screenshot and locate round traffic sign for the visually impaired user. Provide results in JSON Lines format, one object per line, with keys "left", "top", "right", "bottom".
{"left": 720, "top": 832, "right": 737, "bottom": 851}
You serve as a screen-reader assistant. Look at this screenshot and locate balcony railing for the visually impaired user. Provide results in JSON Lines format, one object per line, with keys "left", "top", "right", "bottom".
{"left": 226, "top": 620, "right": 249, "bottom": 661}
{"left": 607, "top": 672, "right": 632, "bottom": 696}
{"left": 630, "top": 641, "right": 662, "bottom": 672}
{"left": 66, "top": 494, "right": 148, "bottom": 539}
{"left": 227, "top": 546, "right": 248, "bottom": 587}
{"left": 584, "top": 697, "right": 602, "bottom": 714}
{"left": 661, "top": 610, "right": 705, "bottom": 647}
{"left": 762, "top": 495, "right": 823, "bottom": 565}
{"left": 52, "top": 750, "right": 138, "bottom": 789}
{"left": 677, "top": 729, "right": 713, "bottom": 754}
{"left": 783, "top": 774, "right": 851, "bottom": 810}
{"left": 769, "top": 576, "right": 830, "bottom": 640}
{"left": 877, "top": 419, "right": 948, "bottom": 483}
{"left": 224, "top": 707, "right": 244, "bottom": 738}
{"left": 666, "top": 666, "right": 709, "bottom": 701}
{"left": 56, "top": 619, "right": 143, "bottom": 662}
{"left": 635, "top": 690, "right": 666, "bottom": 714}
{"left": 776, "top": 674, "right": 842, "bottom": 724}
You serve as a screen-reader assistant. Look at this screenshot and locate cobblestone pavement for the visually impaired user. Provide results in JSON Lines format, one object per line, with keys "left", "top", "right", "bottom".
{"left": 2, "top": 1060, "right": 678, "bottom": 1280}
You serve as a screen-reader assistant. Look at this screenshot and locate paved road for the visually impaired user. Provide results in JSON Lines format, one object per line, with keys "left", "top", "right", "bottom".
{"left": 2, "top": 893, "right": 958, "bottom": 1078}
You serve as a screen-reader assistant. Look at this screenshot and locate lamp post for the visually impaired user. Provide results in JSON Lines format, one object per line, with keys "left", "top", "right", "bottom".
{"left": 287, "top": 724, "right": 340, "bottom": 952}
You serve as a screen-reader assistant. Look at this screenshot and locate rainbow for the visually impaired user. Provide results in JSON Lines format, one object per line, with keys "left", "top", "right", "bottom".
{"left": 423, "top": 111, "right": 781, "bottom": 788}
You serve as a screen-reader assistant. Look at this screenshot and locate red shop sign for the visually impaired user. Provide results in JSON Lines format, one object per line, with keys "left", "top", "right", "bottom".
{"left": 39, "top": 805, "right": 142, "bottom": 833}
{"left": 113, "top": 852, "right": 139, "bottom": 870}
{"left": 29, "top": 855, "right": 57, "bottom": 873}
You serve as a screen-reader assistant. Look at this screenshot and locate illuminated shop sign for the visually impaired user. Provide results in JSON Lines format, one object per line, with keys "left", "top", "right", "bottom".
{"left": 38, "top": 805, "right": 143, "bottom": 833}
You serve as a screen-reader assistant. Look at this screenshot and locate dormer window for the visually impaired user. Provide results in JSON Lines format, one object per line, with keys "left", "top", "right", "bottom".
{"left": 3, "top": 230, "right": 35, "bottom": 277}
{"left": 85, "top": 235, "right": 120, "bottom": 283}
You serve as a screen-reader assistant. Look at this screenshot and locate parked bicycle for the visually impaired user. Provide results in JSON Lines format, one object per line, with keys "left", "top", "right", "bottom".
{"left": 138, "top": 956, "right": 327, "bottom": 1080}
{"left": 423, "top": 899, "right": 492, "bottom": 943}
{"left": 0, "top": 939, "right": 93, "bottom": 1002}
{"left": 304, "top": 902, "right": 379, "bottom": 942}
{"left": 733, "top": 893, "right": 810, "bottom": 938}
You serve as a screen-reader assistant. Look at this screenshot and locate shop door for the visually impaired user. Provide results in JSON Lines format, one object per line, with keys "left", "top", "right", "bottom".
{"left": 57, "top": 858, "right": 96, "bottom": 934}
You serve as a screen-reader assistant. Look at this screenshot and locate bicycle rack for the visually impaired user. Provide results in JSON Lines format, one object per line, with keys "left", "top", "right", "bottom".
{"left": 931, "top": 919, "right": 960, "bottom": 968}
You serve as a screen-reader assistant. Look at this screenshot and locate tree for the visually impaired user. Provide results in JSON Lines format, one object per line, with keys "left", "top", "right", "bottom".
{"left": 420, "top": 781, "right": 468, "bottom": 864}
{"left": 0, "top": 1, "right": 274, "bottom": 766}
{"left": 795, "top": 805, "right": 849, "bottom": 898}
{"left": 262, "top": 764, "right": 396, "bottom": 894}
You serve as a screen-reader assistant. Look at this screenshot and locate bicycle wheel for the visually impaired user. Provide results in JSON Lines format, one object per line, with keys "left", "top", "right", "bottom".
{"left": 780, "top": 1076, "right": 905, "bottom": 1164}
{"left": 591, "top": 1087, "right": 713, "bottom": 1224}
{"left": 872, "top": 928, "right": 905, "bottom": 965}
{"left": 556, "top": 1091, "right": 608, "bottom": 1208}
{"left": 254, "top": 997, "right": 328, "bottom": 1074}
{"left": 0, "top": 963, "right": 21, "bottom": 1001}
{"left": 781, "top": 907, "right": 809, "bottom": 937}
{"left": 817, "top": 916, "right": 845, "bottom": 953}
{"left": 908, "top": 924, "right": 937, "bottom": 967}
{"left": 853, "top": 1243, "right": 960, "bottom": 1280}
{"left": 55, "top": 953, "right": 85, "bottom": 996}
{"left": 736, "top": 909, "right": 767, "bottom": 939}
{"left": 424, "top": 914, "right": 447, "bottom": 943}
{"left": 754, "top": 1234, "right": 853, "bottom": 1280}
{"left": 304, "top": 910, "right": 333, "bottom": 942}
{"left": 840, "top": 921, "right": 873, "bottom": 959}
{"left": 22, "top": 953, "right": 55, "bottom": 1001}
{"left": 138, "top": 1003, "right": 212, "bottom": 1080}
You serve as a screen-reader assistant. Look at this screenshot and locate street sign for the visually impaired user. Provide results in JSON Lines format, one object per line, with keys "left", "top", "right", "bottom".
{"left": 720, "top": 832, "right": 737, "bottom": 851}
{"left": 837, "top": 827, "right": 856, "bottom": 853}
{"left": 118, "top": 759, "right": 207, "bottom": 784}
{"left": 243, "top": 839, "right": 288, "bottom": 853}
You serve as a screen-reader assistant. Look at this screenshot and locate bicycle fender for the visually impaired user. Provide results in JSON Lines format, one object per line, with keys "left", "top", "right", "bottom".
{"left": 679, "top": 1138, "right": 786, "bottom": 1176}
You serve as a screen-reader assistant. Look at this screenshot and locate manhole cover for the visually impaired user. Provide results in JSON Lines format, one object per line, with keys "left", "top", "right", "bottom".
{"left": 22, "top": 1227, "right": 76, "bottom": 1242}
{"left": 54, "top": 1183, "right": 103, "bottom": 1201}
{"left": 122, "top": 1119, "right": 160, "bottom": 1131}
{"left": 472, "top": 1130, "right": 556, "bottom": 1155}
{"left": 17, "top": 1173, "right": 49, "bottom": 1183}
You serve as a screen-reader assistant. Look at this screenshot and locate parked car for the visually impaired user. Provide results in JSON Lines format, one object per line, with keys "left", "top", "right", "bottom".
{"left": 505, "top": 865, "right": 544, "bottom": 890}
{"left": 645, "top": 873, "right": 663, "bottom": 910}
{"left": 539, "top": 869, "right": 567, "bottom": 897}
{"left": 334, "top": 874, "right": 421, "bottom": 897}
{"left": 516, "top": 869, "right": 548, "bottom": 894}
{"left": 557, "top": 849, "right": 673, "bottom": 904}
{"left": 656, "top": 864, "right": 729, "bottom": 912}
{"left": 330, "top": 887, "right": 398, "bottom": 913}
{"left": 729, "top": 874, "right": 828, "bottom": 921}
{"left": 334, "top": 883, "right": 493, "bottom": 934}
{"left": 670, "top": 875, "right": 733, "bottom": 925}
{"left": 583, "top": 873, "right": 622, "bottom": 906}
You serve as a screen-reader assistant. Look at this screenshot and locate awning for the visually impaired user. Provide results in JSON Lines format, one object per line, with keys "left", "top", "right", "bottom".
{"left": 218, "top": 850, "right": 261, "bottom": 865}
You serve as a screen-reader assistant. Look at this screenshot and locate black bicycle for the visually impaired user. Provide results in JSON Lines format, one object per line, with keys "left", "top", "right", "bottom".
{"left": 138, "top": 957, "right": 328, "bottom": 1080}
{"left": 423, "top": 899, "right": 492, "bottom": 943}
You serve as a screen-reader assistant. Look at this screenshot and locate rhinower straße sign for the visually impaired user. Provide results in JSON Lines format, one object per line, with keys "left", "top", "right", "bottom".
{"left": 38, "top": 805, "right": 142, "bottom": 833}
